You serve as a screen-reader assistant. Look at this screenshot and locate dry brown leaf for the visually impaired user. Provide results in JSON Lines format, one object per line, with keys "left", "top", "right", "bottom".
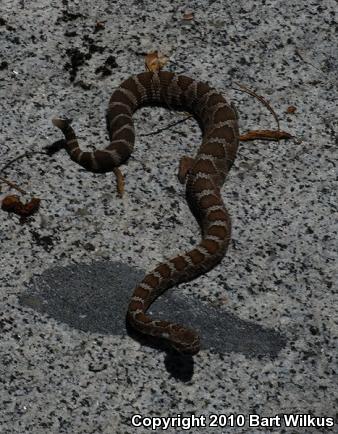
{"left": 182, "top": 11, "right": 194, "bottom": 21}
{"left": 145, "top": 51, "right": 168, "bottom": 72}
{"left": 286, "top": 105, "right": 297, "bottom": 114}
{"left": 2, "top": 195, "right": 41, "bottom": 221}
{"left": 239, "top": 129, "right": 293, "bottom": 141}
{"left": 94, "top": 20, "right": 106, "bottom": 33}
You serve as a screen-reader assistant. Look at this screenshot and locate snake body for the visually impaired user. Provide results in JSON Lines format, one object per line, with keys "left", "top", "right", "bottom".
{"left": 53, "top": 71, "right": 239, "bottom": 354}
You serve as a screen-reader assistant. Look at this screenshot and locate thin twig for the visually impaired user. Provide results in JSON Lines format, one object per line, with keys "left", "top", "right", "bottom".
{"left": 239, "top": 129, "right": 293, "bottom": 142}
{"left": 0, "top": 151, "right": 47, "bottom": 196}
{"left": 140, "top": 115, "right": 192, "bottom": 137}
{"left": 232, "top": 81, "right": 280, "bottom": 132}
{"left": 295, "top": 48, "right": 322, "bottom": 73}
{"left": 0, "top": 175, "right": 27, "bottom": 194}
{"left": 113, "top": 167, "right": 125, "bottom": 198}
{"left": 0, "top": 151, "right": 47, "bottom": 173}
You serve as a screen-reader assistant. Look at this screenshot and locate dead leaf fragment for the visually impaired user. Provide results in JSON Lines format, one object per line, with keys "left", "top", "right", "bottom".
{"left": 145, "top": 51, "right": 168, "bottom": 72}
{"left": 286, "top": 105, "right": 297, "bottom": 114}
{"left": 94, "top": 20, "right": 106, "bottom": 33}
{"left": 182, "top": 11, "right": 194, "bottom": 21}
{"left": 2, "top": 195, "right": 41, "bottom": 220}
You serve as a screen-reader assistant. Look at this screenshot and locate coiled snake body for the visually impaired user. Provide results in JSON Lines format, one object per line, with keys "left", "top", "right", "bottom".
{"left": 53, "top": 71, "right": 239, "bottom": 354}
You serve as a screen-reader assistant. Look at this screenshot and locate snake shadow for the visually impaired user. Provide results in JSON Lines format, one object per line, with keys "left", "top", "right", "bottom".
{"left": 20, "top": 261, "right": 287, "bottom": 381}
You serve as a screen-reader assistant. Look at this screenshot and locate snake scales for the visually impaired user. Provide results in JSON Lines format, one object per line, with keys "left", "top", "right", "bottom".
{"left": 53, "top": 71, "right": 239, "bottom": 354}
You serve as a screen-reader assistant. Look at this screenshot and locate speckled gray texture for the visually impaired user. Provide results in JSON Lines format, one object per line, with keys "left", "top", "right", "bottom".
{"left": 0, "top": 0, "right": 337, "bottom": 433}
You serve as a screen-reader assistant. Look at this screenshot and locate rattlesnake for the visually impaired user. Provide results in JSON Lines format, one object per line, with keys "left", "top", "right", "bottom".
{"left": 53, "top": 70, "right": 239, "bottom": 354}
